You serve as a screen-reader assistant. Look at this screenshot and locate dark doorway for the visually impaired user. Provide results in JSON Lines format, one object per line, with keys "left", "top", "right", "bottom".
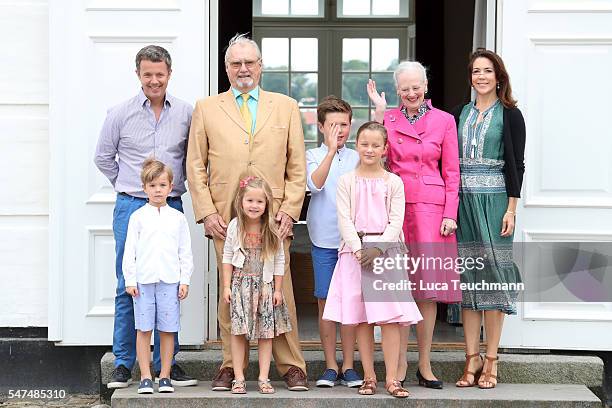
{"left": 217, "top": 2, "right": 253, "bottom": 92}
{"left": 415, "top": 0, "right": 475, "bottom": 111}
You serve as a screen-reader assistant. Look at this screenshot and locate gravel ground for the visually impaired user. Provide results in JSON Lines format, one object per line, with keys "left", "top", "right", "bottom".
{"left": 0, "top": 395, "right": 103, "bottom": 408}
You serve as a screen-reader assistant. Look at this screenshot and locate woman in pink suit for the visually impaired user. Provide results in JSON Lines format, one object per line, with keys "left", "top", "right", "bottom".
{"left": 367, "top": 61, "right": 461, "bottom": 389}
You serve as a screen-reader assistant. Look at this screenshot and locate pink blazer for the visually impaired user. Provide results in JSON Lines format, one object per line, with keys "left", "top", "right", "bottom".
{"left": 384, "top": 100, "right": 460, "bottom": 220}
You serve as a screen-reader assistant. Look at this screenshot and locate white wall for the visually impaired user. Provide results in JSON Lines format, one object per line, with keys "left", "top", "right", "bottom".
{"left": 0, "top": 0, "right": 49, "bottom": 327}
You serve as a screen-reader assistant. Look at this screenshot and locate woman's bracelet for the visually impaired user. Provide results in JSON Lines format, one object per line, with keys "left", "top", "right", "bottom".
{"left": 506, "top": 210, "right": 516, "bottom": 215}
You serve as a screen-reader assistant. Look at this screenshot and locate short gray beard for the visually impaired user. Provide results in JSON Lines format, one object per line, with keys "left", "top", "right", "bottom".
{"left": 236, "top": 77, "right": 254, "bottom": 89}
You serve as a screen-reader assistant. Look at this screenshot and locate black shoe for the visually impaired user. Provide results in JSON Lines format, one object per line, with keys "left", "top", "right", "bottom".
{"left": 416, "top": 369, "right": 443, "bottom": 389}
{"left": 108, "top": 364, "right": 132, "bottom": 389}
{"left": 154, "top": 364, "right": 198, "bottom": 387}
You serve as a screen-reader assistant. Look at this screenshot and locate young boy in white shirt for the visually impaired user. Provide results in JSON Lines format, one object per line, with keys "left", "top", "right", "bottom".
{"left": 306, "top": 96, "right": 362, "bottom": 388}
{"left": 123, "top": 159, "right": 193, "bottom": 394}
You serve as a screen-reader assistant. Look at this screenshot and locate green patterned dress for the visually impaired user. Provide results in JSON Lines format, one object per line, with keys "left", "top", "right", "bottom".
{"left": 456, "top": 100, "right": 521, "bottom": 314}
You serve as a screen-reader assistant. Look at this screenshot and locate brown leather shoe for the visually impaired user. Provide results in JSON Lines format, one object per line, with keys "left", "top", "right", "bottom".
{"left": 283, "top": 366, "right": 309, "bottom": 391}
{"left": 211, "top": 367, "right": 234, "bottom": 391}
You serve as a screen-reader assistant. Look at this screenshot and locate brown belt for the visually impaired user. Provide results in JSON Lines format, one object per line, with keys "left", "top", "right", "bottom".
{"left": 357, "top": 231, "right": 383, "bottom": 242}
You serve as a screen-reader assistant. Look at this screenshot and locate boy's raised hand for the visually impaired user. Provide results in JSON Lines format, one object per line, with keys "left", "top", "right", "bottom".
{"left": 323, "top": 122, "right": 341, "bottom": 153}
{"left": 178, "top": 284, "right": 189, "bottom": 300}
{"left": 126, "top": 286, "right": 138, "bottom": 297}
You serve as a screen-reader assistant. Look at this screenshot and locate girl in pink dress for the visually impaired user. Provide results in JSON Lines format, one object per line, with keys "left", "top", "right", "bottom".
{"left": 323, "top": 122, "right": 422, "bottom": 398}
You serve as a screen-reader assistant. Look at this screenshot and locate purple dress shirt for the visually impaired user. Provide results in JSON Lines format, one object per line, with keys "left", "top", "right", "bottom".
{"left": 94, "top": 89, "right": 192, "bottom": 198}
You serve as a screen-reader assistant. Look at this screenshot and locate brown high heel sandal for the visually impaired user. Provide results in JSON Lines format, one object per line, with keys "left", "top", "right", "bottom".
{"left": 456, "top": 353, "right": 483, "bottom": 387}
{"left": 358, "top": 378, "right": 377, "bottom": 395}
{"left": 478, "top": 355, "right": 498, "bottom": 389}
{"left": 386, "top": 380, "right": 409, "bottom": 398}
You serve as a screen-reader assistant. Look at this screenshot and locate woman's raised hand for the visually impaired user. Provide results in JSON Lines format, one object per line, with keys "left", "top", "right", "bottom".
{"left": 367, "top": 79, "right": 387, "bottom": 110}
{"left": 367, "top": 79, "right": 387, "bottom": 124}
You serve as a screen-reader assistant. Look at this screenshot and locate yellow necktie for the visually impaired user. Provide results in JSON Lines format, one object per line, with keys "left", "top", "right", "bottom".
{"left": 240, "top": 93, "right": 252, "bottom": 135}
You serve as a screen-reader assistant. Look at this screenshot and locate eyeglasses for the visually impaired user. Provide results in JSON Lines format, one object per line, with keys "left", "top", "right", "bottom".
{"left": 228, "top": 59, "right": 261, "bottom": 70}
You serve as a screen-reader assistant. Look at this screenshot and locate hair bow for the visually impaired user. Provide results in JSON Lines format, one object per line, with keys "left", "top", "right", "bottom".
{"left": 239, "top": 176, "right": 257, "bottom": 188}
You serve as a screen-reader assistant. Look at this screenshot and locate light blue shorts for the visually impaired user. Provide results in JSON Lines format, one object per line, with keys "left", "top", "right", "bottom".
{"left": 312, "top": 245, "right": 339, "bottom": 299}
{"left": 133, "top": 282, "right": 180, "bottom": 333}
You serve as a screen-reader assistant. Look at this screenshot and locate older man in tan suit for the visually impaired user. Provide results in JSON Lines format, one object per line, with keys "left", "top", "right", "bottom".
{"left": 186, "top": 34, "right": 307, "bottom": 391}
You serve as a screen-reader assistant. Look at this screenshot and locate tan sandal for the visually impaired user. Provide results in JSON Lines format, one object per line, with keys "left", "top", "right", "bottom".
{"left": 386, "top": 380, "right": 409, "bottom": 398}
{"left": 478, "top": 355, "right": 498, "bottom": 389}
{"left": 358, "top": 378, "right": 377, "bottom": 395}
{"left": 258, "top": 379, "right": 275, "bottom": 394}
{"left": 231, "top": 379, "right": 246, "bottom": 394}
{"left": 456, "top": 353, "right": 483, "bottom": 387}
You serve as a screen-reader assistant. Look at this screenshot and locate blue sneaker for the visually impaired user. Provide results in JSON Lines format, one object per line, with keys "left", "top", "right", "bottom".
{"left": 137, "top": 378, "right": 154, "bottom": 394}
{"left": 315, "top": 368, "right": 339, "bottom": 387}
{"left": 158, "top": 377, "right": 174, "bottom": 393}
{"left": 340, "top": 369, "right": 363, "bottom": 388}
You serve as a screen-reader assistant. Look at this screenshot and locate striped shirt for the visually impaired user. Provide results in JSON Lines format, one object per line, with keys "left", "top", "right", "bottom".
{"left": 94, "top": 89, "right": 192, "bottom": 198}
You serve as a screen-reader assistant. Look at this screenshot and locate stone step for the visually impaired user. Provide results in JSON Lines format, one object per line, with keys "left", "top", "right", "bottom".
{"left": 101, "top": 350, "right": 604, "bottom": 389}
{"left": 111, "top": 382, "right": 602, "bottom": 408}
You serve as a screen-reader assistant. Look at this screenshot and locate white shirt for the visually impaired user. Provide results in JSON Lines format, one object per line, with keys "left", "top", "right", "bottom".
{"left": 123, "top": 203, "right": 193, "bottom": 287}
{"left": 306, "top": 144, "right": 360, "bottom": 248}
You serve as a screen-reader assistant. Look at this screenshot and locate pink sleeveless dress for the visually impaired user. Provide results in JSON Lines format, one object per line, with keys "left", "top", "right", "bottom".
{"left": 323, "top": 176, "right": 422, "bottom": 326}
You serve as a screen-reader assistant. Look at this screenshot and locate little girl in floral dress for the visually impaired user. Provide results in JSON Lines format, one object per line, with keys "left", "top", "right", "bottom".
{"left": 222, "top": 176, "right": 291, "bottom": 394}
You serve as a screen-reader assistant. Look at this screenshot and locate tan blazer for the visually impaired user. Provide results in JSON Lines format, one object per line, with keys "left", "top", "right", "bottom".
{"left": 186, "top": 89, "right": 306, "bottom": 224}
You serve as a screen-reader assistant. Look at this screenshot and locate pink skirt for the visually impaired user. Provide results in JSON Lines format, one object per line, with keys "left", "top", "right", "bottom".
{"left": 323, "top": 245, "right": 423, "bottom": 326}
{"left": 403, "top": 203, "right": 462, "bottom": 303}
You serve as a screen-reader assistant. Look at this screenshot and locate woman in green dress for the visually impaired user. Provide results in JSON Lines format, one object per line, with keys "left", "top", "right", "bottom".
{"left": 452, "top": 49, "right": 526, "bottom": 389}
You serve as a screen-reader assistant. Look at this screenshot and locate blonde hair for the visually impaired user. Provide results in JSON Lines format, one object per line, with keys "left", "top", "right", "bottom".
{"left": 356, "top": 121, "right": 388, "bottom": 144}
{"left": 356, "top": 121, "right": 390, "bottom": 171}
{"left": 232, "top": 176, "right": 280, "bottom": 261}
{"left": 141, "top": 158, "right": 173, "bottom": 185}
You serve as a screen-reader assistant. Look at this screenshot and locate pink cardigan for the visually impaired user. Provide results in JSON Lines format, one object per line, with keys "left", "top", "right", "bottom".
{"left": 384, "top": 100, "right": 460, "bottom": 220}
{"left": 336, "top": 171, "right": 405, "bottom": 253}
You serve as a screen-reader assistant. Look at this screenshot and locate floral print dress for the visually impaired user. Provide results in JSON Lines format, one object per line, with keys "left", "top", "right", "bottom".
{"left": 230, "top": 232, "right": 292, "bottom": 339}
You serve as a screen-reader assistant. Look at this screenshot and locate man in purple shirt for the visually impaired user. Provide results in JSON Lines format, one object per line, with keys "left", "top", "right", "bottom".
{"left": 94, "top": 45, "right": 196, "bottom": 389}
